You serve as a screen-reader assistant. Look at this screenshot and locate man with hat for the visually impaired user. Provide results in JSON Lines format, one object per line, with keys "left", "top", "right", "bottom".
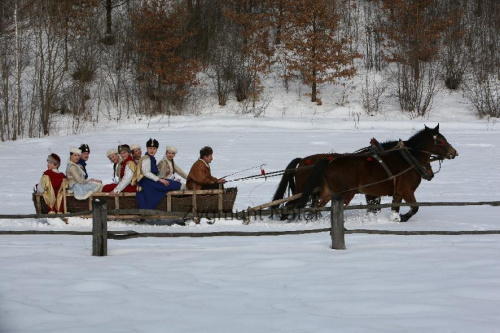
{"left": 187, "top": 146, "right": 226, "bottom": 190}
{"left": 36, "top": 153, "right": 68, "bottom": 213}
{"left": 102, "top": 145, "right": 137, "bottom": 194}
{"left": 136, "top": 138, "right": 181, "bottom": 209}
{"left": 130, "top": 144, "right": 142, "bottom": 164}
{"left": 77, "top": 143, "right": 102, "bottom": 183}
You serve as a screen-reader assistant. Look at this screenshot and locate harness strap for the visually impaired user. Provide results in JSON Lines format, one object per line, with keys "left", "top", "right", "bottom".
{"left": 399, "top": 146, "right": 432, "bottom": 180}
{"left": 368, "top": 147, "right": 393, "bottom": 178}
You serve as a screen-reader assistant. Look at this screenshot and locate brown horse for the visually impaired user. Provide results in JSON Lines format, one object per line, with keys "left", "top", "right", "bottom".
{"left": 271, "top": 141, "right": 435, "bottom": 213}
{"left": 294, "top": 125, "right": 458, "bottom": 222}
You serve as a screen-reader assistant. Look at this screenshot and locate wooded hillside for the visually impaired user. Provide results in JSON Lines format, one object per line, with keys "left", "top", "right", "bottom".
{"left": 0, "top": 0, "right": 498, "bottom": 140}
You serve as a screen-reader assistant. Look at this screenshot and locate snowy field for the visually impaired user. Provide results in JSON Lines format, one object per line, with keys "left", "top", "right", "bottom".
{"left": 1, "top": 116, "right": 500, "bottom": 332}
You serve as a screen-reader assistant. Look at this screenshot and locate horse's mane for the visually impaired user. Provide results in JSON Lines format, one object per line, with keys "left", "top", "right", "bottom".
{"left": 367, "top": 128, "right": 431, "bottom": 154}
{"left": 353, "top": 139, "right": 398, "bottom": 155}
{"left": 404, "top": 128, "right": 432, "bottom": 151}
{"left": 350, "top": 127, "right": 434, "bottom": 156}
{"left": 380, "top": 139, "right": 399, "bottom": 149}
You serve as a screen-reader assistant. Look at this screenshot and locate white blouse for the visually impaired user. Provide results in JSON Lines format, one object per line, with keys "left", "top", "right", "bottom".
{"left": 114, "top": 164, "right": 135, "bottom": 193}
{"left": 141, "top": 156, "right": 159, "bottom": 182}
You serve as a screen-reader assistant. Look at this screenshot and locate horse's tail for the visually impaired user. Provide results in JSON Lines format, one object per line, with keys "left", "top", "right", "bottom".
{"left": 271, "top": 157, "right": 302, "bottom": 207}
{"left": 293, "top": 159, "right": 330, "bottom": 208}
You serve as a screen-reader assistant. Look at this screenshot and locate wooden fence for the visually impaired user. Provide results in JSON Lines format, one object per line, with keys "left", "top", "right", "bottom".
{"left": 1, "top": 198, "right": 499, "bottom": 256}
{"left": 88, "top": 198, "right": 500, "bottom": 256}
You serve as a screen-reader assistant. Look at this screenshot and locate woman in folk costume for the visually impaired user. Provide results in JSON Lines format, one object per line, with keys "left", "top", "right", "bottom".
{"left": 130, "top": 144, "right": 142, "bottom": 164}
{"left": 157, "top": 145, "right": 188, "bottom": 190}
{"left": 101, "top": 149, "right": 122, "bottom": 192}
{"left": 136, "top": 138, "right": 181, "bottom": 209}
{"left": 102, "top": 145, "right": 137, "bottom": 195}
{"left": 66, "top": 147, "right": 103, "bottom": 200}
{"left": 36, "top": 153, "right": 68, "bottom": 214}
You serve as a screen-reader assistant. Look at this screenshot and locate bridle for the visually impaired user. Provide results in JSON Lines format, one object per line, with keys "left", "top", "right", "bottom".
{"left": 411, "top": 134, "right": 456, "bottom": 161}
{"left": 399, "top": 133, "right": 454, "bottom": 180}
{"left": 432, "top": 135, "right": 456, "bottom": 160}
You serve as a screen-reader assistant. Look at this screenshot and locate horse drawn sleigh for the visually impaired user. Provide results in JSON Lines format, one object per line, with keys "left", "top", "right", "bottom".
{"left": 32, "top": 125, "right": 458, "bottom": 224}
{"left": 33, "top": 186, "right": 238, "bottom": 220}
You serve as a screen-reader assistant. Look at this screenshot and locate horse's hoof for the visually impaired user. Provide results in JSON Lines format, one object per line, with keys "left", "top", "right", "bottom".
{"left": 390, "top": 212, "right": 400, "bottom": 222}
{"left": 399, "top": 214, "right": 410, "bottom": 222}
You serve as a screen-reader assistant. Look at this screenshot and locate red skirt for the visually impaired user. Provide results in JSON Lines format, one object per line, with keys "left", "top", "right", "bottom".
{"left": 102, "top": 183, "right": 137, "bottom": 193}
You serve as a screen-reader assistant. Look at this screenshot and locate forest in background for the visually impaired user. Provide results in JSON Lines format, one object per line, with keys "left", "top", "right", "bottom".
{"left": 0, "top": 0, "right": 498, "bottom": 141}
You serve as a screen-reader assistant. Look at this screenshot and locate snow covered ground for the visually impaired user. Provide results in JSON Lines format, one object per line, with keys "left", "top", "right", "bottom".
{"left": 1, "top": 100, "right": 500, "bottom": 332}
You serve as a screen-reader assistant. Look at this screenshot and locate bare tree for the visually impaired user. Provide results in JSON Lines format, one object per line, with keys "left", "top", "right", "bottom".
{"left": 460, "top": 0, "right": 500, "bottom": 117}
{"left": 437, "top": 0, "right": 467, "bottom": 90}
{"left": 361, "top": 69, "right": 387, "bottom": 115}
{"left": 0, "top": 0, "right": 32, "bottom": 140}
{"left": 362, "top": 0, "right": 384, "bottom": 71}
{"left": 99, "top": 0, "right": 128, "bottom": 44}
{"left": 379, "top": 0, "right": 458, "bottom": 115}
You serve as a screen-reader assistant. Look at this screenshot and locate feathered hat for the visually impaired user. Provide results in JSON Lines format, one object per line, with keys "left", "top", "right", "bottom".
{"left": 146, "top": 138, "right": 159, "bottom": 149}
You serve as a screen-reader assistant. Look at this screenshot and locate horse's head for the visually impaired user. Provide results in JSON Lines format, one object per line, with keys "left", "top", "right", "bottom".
{"left": 426, "top": 124, "right": 459, "bottom": 160}
{"left": 423, "top": 162, "right": 434, "bottom": 181}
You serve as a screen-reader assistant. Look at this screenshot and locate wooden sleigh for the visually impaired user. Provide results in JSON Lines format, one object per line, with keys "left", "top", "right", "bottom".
{"left": 32, "top": 186, "right": 238, "bottom": 220}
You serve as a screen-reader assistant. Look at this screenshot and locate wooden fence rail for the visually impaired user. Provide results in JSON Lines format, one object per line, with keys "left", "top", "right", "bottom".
{"left": 1, "top": 200, "right": 499, "bottom": 256}
{"left": 2, "top": 228, "right": 499, "bottom": 237}
{"left": 1, "top": 201, "right": 499, "bottom": 220}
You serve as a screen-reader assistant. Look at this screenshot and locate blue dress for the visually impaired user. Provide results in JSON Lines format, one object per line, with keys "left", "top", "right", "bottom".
{"left": 137, "top": 154, "right": 181, "bottom": 209}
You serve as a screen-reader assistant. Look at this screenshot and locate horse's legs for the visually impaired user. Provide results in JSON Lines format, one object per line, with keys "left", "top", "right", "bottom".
{"left": 392, "top": 195, "right": 402, "bottom": 213}
{"left": 343, "top": 191, "right": 356, "bottom": 206}
{"left": 365, "top": 195, "right": 381, "bottom": 213}
{"left": 390, "top": 195, "right": 403, "bottom": 221}
{"left": 399, "top": 192, "right": 419, "bottom": 222}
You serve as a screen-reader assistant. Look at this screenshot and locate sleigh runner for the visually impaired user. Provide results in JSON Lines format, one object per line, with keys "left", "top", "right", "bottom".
{"left": 33, "top": 187, "right": 238, "bottom": 218}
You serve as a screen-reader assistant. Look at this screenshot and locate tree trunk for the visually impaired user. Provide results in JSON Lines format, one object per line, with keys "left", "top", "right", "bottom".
{"left": 106, "top": 0, "right": 112, "bottom": 35}
{"left": 1, "top": 62, "right": 8, "bottom": 142}
{"left": 311, "top": 69, "right": 317, "bottom": 102}
{"left": 13, "top": 3, "right": 20, "bottom": 140}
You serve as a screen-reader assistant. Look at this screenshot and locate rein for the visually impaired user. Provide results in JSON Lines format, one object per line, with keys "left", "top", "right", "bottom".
{"left": 432, "top": 159, "right": 443, "bottom": 175}
{"left": 227, "top": 135, "right": 452, "bottom": 184}
{"left": 222, "top": 164, "right": 267, "bottom": 180}
{"left": 227, "top": 168, "right": 293, "bottom": 182}
{"left": 226, "top": 164, "right": 318, "bottom": 183}
{"left": 305, "top": 165, "right": 417, "bottom": 205}
{"left": 226, "top": 141, "right": 440, "bottom": 183}
{"left": 327, "top": 137, "right": 453, "bottom": 198}
{"left": 337, "top": 165, "right": 416, "bottom": 195}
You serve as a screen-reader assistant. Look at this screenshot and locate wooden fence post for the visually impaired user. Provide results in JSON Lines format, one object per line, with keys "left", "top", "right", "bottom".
{"left": 331, "top": 195, "right": 346, "bottom": 250}
{"left": 92, "top": 198, "right": 107, "bottom": 256}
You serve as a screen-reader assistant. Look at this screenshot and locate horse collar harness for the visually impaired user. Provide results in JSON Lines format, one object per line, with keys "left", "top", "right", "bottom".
{"left": 367, "top": 139, "right": 394, "bottom": 178}
{"left": 368, "top": 138, "right": 432, "bottom": 181}
{"left": 397, "top": 141, "right": 433, "bottom": 180}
